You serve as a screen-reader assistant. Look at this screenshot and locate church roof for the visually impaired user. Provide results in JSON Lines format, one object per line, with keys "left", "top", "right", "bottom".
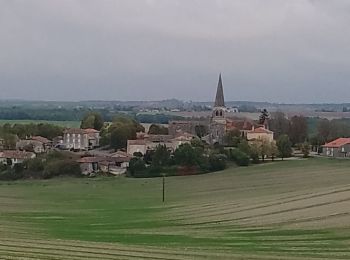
{"left": 214, "top": 74, "right": 225, "bottom": 107}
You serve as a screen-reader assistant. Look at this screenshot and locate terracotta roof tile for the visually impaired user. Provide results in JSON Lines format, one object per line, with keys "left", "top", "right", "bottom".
{"left": 323, "top": 138, "right": 350, "bottom": 148}
{"left": 0, "top": 150, "right": 35, "bottom": 159}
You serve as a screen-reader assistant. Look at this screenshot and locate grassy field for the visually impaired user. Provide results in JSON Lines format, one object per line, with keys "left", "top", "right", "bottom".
{"left": 1, "top": 158, "right": 350, "bottom": 259}
{"left": 0, "top": 119, "right": 80, "bottom": 128}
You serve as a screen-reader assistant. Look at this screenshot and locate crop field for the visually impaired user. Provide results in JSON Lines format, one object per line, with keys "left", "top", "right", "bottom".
{"left": 0, "top": 119, "right": 80, "bottom": 128}
{"left": 1, "top": 158, "right": 350, "bottom": 259}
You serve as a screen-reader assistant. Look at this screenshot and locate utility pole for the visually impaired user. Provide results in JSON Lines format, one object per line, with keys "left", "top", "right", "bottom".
{"left": 162, "top": 174, "right": 165, "bottom": 203}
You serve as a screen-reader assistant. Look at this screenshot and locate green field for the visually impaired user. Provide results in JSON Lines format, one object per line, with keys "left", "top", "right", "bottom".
{"left": 1, "top": 158, "right": 350, "bottom": 259}
{"left": 0, "top": 119, "right": 80, "bottom": 128}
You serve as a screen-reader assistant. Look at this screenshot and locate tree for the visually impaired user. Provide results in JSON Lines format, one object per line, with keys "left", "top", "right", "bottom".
{"left": 128, "top": 157, "right": 146, "bottom": 177}
{"left": 249, "top": 142, "right": 261, "bottom": 164}
{"left": 81, "top": 112, "right": 104, "bottom": 131}
{"left": 229, "top": 149, "right": 250, "bottom": 166}
{"left": 108, "top": 116, "right": 145, "bottom": 149}
{"left": 276, "top": 135, "right": 292, "bottom": 160}
{"left": 270, "top": 142, "right": 278, "bottom": 161}
{"left": 208, "top": 153, "right": 227, "bottom": 171}
{"left": 259, "top": 109, "right": 270, "bottom": 125}
{"left": 195, "top": 125, "right": 207, "bottom": 138}
{"left": 301, "top": 142, "right": 311, "bottom": 158}
{"left": 260, "top": 138, "right": 272, "bottom": 162}
{"left": 148, "top": 124, "right": 169, "bottom": 135}
{"left": 289, "top": 116, "right": 308, "bottom": 145}
{"left": 269, "top": 111, "right": 290, "bottom": 139}
{"left": 224, "top": 129, "right": 242, "bottom": 147}
{"left": 317, "top": 119, "right": 332, "bottom": 144}
{"left": 151, "top": 145, "right": 170, "bottom": 167}
{"left": 174, "top": 143, "right": 202, "bottom": 167}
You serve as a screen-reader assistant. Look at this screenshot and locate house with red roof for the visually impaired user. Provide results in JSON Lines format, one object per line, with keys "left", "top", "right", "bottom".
{"left": 322, "top": 138, "right": 350, "bottom": 157}
{"left": 247, "top": 126, "right": 274, "bottom": 142}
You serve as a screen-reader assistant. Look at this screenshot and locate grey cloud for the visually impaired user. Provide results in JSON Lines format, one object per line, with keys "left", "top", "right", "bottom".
{"left": 0, "top": 0, "right": 350, "bottom": 102}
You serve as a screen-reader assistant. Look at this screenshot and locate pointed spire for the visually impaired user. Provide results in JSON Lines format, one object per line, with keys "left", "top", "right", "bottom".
{"left": 214, "top": 73, "right": 225, "bottom": 107}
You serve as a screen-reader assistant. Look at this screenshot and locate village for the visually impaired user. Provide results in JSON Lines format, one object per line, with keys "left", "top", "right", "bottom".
{"left": 0, "top": 75, "right": 347, "bottom": 180}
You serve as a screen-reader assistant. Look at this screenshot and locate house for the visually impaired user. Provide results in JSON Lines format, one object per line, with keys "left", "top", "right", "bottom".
{"left": 76, "top": 156, "right": 101, "bottom": 175}
{"left": 16, "top": 136, "right": 52, "bottom": 154}
{"left": 247, "top": 127, "right": 274, "bottom": 142}
{"left": 322, "top": 138, "right": 350, "bottom": 158}
{"left": 127, "top": 133, "right": 195, "bottom": 156}
{"left": 76, "top": 155, "right": 131, "bottom": 175}
{"left": 62, "top": 128, "right": 100, "bottom": 151}
{"left": 0, "top": 150, "right": 36, "bottom": 166}
{"left": 100, "top": 156, "right": 131, "bottom": 175}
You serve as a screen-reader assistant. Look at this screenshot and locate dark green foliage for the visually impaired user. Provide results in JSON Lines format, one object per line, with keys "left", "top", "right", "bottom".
{"left": 195, "top": 125, "right": 207, "bottom": 138}
{"left": 106, "top": 116, "right": 145, "bottom": 149}
{"left": 43, "top": 160, "right": 81, "bottom": 179}
{"left": 128, "top": 158, "right": 147, "bottom": 177}
{"left": 229, "top": 149, "right": 250, "bottom": 166}
{"left": 173, "top": 143, "right": 202, "bottom": 167}
{"left": 259, "top": 109, "right": 270, "bottom": 125}
{"left": 148, "top": 124, "right": 168, "bottom": 135}
{"left": 208, "top": 154, "right": 227, "bottom": 171}
{"left": 277, "top": 135, "right": 293, "bottom": 160}
{"left": 13, "top": 163, "right": 24, "bottom": 174}
{"left": 25, "top": 158, "right": 45, "bottom": 172}
{"left": 133, "top": 152, "right": 143, "bottom": 158}
{"left": 0, "top": 162, "right": 7, "bottom": 172}
{"left": 0, "top": 123, "right": 63, "bottom": 140}
{"left": 151, "top": 145, "right": 170, "bottom": 167}
{"left": 81, "top": 112, "right": 104, "bottom": 130}
{"left": 224, "top": 129, "right": 242, "bottom": 147}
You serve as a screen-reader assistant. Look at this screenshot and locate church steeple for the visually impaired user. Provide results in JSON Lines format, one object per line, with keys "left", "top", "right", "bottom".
{"left": 214, "top": 73, "right": 225, "bottom": 107}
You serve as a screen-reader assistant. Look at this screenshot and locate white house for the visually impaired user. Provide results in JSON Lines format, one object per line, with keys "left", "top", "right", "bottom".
{"left": 0, "top": 150, "right": 36, "bottom": 166}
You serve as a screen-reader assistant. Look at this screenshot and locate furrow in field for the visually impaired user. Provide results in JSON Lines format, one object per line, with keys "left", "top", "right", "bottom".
{"left": 176, "top": 195, "right": 350, "bottom": 226}
{"left": 0, "top": 238, "right": 235, "bottom": 260}
{"left": 0, "top": 243, "right": 188, "bottom": 260}
{"left": 166, "top": 185, "right": 350, "bottom": 220}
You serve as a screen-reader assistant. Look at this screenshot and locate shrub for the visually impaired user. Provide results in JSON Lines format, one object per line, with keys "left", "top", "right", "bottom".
{"left": 43, "top": 160, "right": 81, "bottom": 179}
{"left": 25, "top": 158, "right": 45, "bottom": 172}
{"left": 230, "top": 149, "right": 250, "bottom": 166}
{"left": 208, "top": 154, "right": 227, "bottom": 171}
{"left": 128, "top": 158, "right": 146, "bottom": 177}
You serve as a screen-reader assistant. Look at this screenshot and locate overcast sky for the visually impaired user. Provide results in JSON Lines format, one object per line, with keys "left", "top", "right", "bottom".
{"left": 1, "top": 0, "right": 350, "bottom": 103}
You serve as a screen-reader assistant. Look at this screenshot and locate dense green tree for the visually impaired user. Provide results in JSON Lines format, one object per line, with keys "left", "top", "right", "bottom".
{"left": 107, "top": 116, "right": 145, "bottom": 149}
{"left": 128, "top": 157, "right": 146, "bottom": 177}
{"left": 276, "top": 135, "right": 292, "bottom": 160}
{"left": 151, "top": 145, "right": 170, "bottom": 167}
{"left": 208, "top": 153, "right": 227, "bottom": 171}
{"left": 81, "top": 112, "right": 104, "bottom": 130}
{"left": 174, "top": 143, "right": 202, "bottom": 167}
{"left": 148, "top": 124, "right": 169, "bottom": 135}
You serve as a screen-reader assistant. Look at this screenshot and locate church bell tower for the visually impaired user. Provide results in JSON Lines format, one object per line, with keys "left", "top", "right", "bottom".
{"left": 212, "top": 73, "right": 226, "bottom": 124}
{"left": 210, "top": 74, "right": 227, "bottom": 144}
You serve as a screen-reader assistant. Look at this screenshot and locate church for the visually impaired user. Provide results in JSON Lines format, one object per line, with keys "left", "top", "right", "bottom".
{"left": 168, "top": 74, "right": 273, "bottom": 145}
